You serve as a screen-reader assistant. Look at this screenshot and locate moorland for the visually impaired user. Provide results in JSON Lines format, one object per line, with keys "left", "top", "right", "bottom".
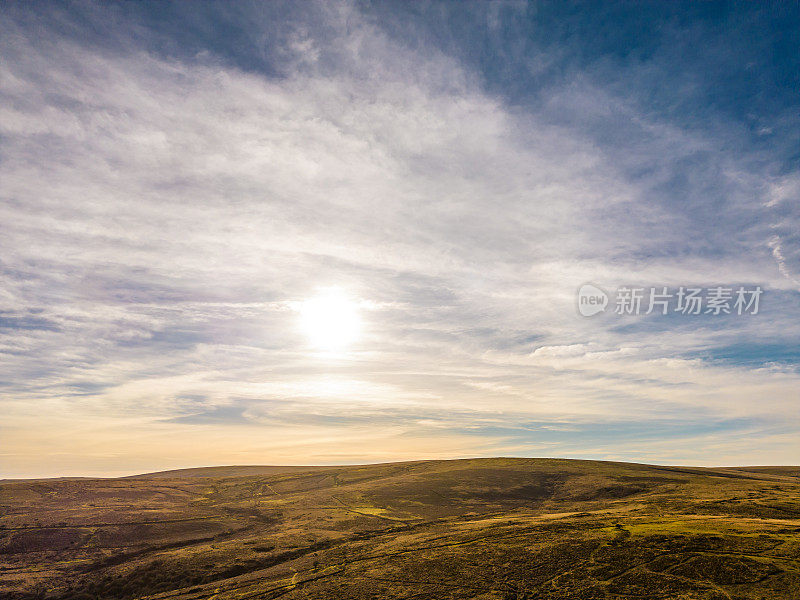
{"left": 2, "top": 458, "right": 800, "bottom": 599}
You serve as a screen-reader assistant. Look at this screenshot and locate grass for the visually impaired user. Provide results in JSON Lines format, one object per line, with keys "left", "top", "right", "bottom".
{"left": 1, "top": 457, "right": 800, "bottom": 599}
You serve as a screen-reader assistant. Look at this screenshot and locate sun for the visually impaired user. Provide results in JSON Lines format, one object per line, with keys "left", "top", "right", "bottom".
{"left": 299, "top": 288, "right": 361, "bottom": 352}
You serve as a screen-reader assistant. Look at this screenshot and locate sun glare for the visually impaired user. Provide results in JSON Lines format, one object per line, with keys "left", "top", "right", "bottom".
{"left": 299, "top": 289, "right": 361, "bottom": 352}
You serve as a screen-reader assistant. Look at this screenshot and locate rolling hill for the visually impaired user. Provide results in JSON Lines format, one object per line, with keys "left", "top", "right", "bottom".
{"left": 2, "top": 458, "right": 800, "bottom": 599}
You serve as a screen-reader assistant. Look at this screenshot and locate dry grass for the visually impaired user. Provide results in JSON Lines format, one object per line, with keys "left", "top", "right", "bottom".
{"left": 2, "top": 458, "right": 800, "bottom": 599}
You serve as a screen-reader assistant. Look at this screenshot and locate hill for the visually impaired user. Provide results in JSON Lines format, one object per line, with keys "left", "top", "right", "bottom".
{"left": 124, "top": 465, "right": 346, "bottom": 479}
{"left": 2, "top": 457, "right": 800, "bottom": 599}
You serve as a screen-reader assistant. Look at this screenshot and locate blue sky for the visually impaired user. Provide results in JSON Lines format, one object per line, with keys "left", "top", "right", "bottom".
{"left": 1, "top": 1, "right": 799, "bottom": 477}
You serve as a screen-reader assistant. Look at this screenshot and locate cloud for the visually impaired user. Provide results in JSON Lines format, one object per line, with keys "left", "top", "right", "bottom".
{"left": 1, "top": 1, "right": 799, "bottom": 476}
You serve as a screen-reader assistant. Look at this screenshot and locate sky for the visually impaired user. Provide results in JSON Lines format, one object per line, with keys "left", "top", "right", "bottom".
{"left": 1, "top": 1, "right": 800, "bottom": 478}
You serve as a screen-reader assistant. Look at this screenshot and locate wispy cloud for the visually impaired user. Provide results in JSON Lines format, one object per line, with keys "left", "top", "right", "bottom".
{"left": 1, "top": 1, "right": 799, "bottom": 477}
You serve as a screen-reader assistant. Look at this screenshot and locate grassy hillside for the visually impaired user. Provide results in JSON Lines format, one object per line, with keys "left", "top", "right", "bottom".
{"left": 2, "top": 458, "right": 800, "bottom": 599}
